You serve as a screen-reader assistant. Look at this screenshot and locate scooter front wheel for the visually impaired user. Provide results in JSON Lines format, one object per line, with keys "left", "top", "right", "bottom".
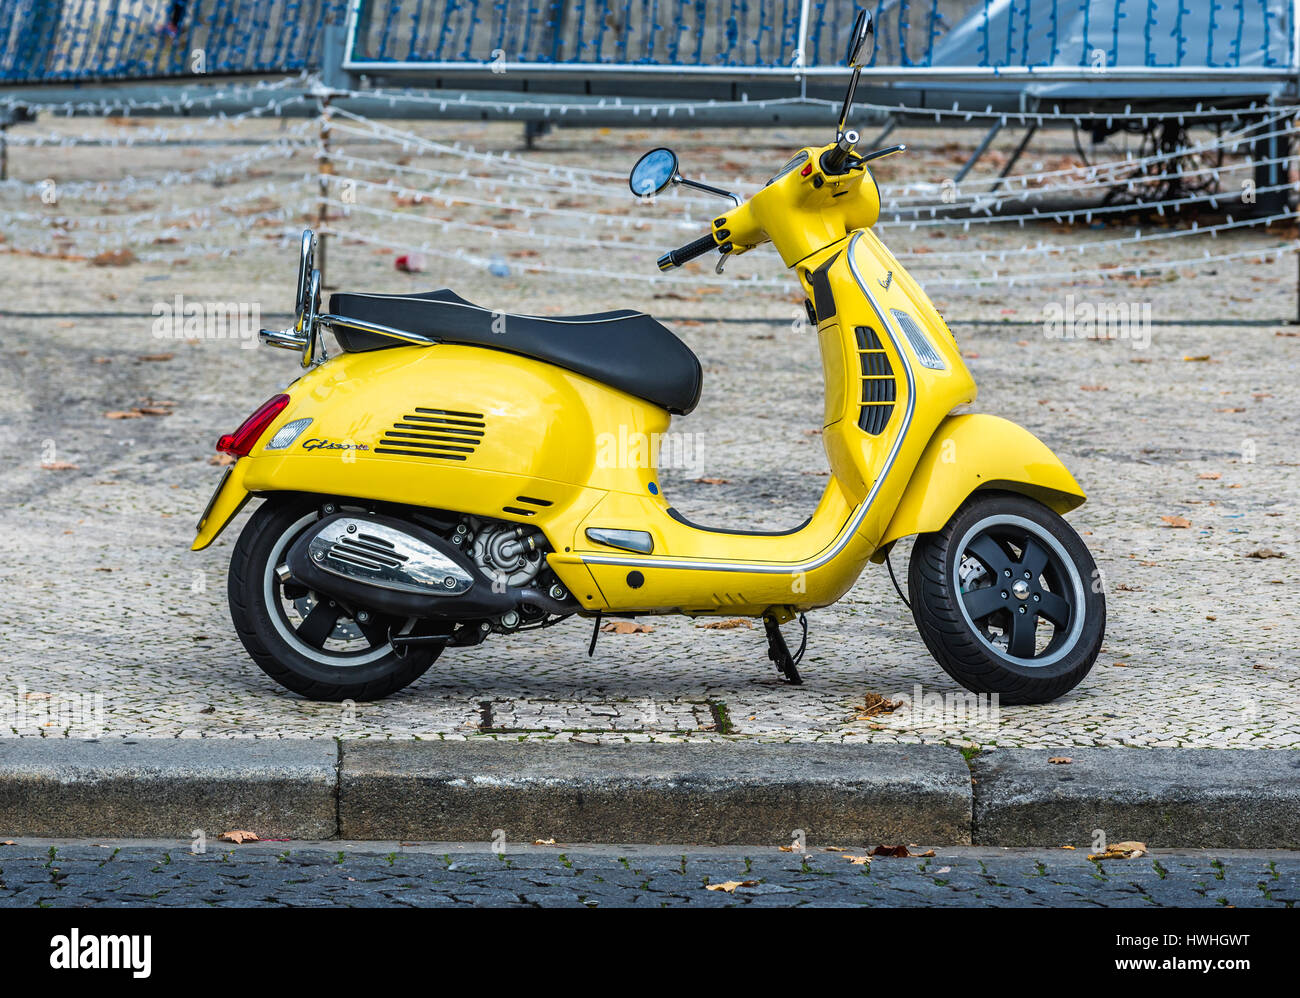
{"left": 227, "top": 496, "right": 440, "bottom": 701}
{"left": 907, "top": 491, "right": 1104, "bottom": 705}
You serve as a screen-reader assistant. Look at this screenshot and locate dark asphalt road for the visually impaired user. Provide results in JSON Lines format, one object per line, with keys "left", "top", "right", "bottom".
{"left": 1, "top": 841, "right": 1296, "bottom": 907}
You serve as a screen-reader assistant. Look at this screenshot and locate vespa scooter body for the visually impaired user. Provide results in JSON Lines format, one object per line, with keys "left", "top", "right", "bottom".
{"left": 195, "top": 154, "right": 1083, "bottom": 619}
{"left": 195, "top": 10, "right": 1101, "bottom": 703}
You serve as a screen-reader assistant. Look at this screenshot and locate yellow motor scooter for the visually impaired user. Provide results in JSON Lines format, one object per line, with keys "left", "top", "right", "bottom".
{"left": 194, "top": 12, "right": 1103, "bottom": 704}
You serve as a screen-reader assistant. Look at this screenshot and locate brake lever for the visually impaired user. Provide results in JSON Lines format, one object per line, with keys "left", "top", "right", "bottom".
{"left": 859, "top": 143, "right": 907, "bottom": 164}
{"left": 715, "top": 243, "right": 733, "bottom": 275}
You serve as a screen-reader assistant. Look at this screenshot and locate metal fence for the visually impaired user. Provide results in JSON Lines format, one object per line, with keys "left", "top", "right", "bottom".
{"left": 1, "top": 0, "right": 1296, "bottom": 84}
{"left": 0, "top": 0, "right": 347, "bottom": 82}
{"left": 344, "top": 0, "right": 1299, "bottom": 78}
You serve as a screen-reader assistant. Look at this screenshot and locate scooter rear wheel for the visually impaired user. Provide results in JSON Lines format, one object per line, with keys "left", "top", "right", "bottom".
{"left": 907, "top": 491, "right": 1104, "bottom": 705}
{"left": 228, "top": 496, "right": 440, "bottom": 701}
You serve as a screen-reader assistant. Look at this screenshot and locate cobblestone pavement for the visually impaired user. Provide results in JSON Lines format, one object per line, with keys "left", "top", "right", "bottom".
{"left": 1, "top": 841, "right": 1295, "bottom": 907}
{"left": 1, "top": 122, "right": 1296, "bottom": 748}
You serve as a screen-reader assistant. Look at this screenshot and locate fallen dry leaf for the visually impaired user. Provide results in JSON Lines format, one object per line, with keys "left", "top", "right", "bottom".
{"left": 104, "top": 410, "right": 143, "bottom": 420}
{"left": 1160, "top": 515, "right": 1191, "bottom": 528}
{"left": 844, "top": 855, "right": 872, "bottom": 865}
{"left": 137, "top": 353, "right": 174, "bottom": 362}
{"left": 1089, "top": 841, "right": 1147, "bottom": 861}
{"left": 91, "top": 249, "right": 135, "bottom": 267}
{"left": 208, "top": 453, "right": 237, "bottom": 466}
{"left": 1061, "top": 845, "right": 1076, "bottom": 850}
{"left": 135, "top": 407, "right": 173, "bottom": 417}
{"left": 706, "top": 880, "right": 758, "bottom": 893}
{"left": 856, "top": 692, "right": 904, "bottom": 720}
{"left": 1048, "top": 756, "right": 1073, "bottom": 764}
{"left": 40, "top": 462, "right": 79, "bottom": 471}
{"left": 218, "top": 830, "right": 259, "bottom": 844}
{"left": 533, "top": 838, "right": 556, "bottom": 846}
{"left": 1197, "top": 471, "right": 1222, "bottom": 480}
{"left": 697, "top": 618, "right": 753, "bottom": 629}
{"left": 692, "top": 477, "right": 730, "bottom": 485}
{"left": 601, "top": 621, "right": 654, "bottom": 634}
{"left": 869, "top": 844, "right": 934, "bottom": 858}
{"left": 1182, "top": 354, "right": 1211, "bottom": 362}
{"left": 1246, "top": 548, "right": 1285, "bottom": 559}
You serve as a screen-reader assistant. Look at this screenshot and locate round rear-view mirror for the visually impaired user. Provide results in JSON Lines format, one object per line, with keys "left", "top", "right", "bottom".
{"left": 629, "top": 147, "right": 679, "bottom": 197}
{"left": 846, "top": 10, "right": 873, "bottom": 67}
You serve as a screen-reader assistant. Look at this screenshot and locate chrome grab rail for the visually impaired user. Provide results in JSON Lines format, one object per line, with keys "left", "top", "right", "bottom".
{"left": 259, "top": 313, "right": 439, "bottom": 353}
{"left": 259, "top": 327, "right": 308, "bottom": 350}
{"left": 261, "top": 228, "right": 439, "bottom": 365}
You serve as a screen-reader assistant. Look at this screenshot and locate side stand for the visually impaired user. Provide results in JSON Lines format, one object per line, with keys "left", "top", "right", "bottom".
{"left": 763, "top": 614, "right": 806, "bottom": 685}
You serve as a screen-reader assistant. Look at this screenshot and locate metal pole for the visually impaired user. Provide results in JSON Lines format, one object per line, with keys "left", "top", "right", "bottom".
{"left": 868, "top": 116, "right": 898, "bottom": 149}
{"left": 794, "top": 0, "right": 811, "bottom": 96}
{"left": 317, "top": 95, "right": 332, "bottom": 289}
{"left": 1293, "top": 0, "right": 1299, "bottom": 322}
{"left": 989, "top": 122, "right": 1039, "bottom": 193}
{"left": 955, "top": 120, "right": 1004, "bottom": 183}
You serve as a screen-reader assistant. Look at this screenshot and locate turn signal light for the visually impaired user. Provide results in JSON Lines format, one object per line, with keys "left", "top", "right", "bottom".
{"left": 216, "top": 394, "right": 291, "bottom": 457}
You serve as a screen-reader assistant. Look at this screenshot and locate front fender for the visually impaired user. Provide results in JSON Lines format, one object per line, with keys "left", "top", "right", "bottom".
{"left": 871, "top": 413, "right": 1085, "bottom": 560}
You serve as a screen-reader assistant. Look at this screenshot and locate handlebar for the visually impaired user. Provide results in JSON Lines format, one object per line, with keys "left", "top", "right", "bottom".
{"left": 657, "top": 233, "right": 719, "bottom": 272}
{"left": 820, "top": 129, "right": 860, "bottom": 175}
{"left": 653, "top": 140, "right": 908, "bottom": 272}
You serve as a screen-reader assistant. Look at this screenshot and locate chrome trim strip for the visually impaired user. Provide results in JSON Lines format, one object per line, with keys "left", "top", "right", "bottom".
{"left": 579, "top": 230, "right": 916, "bottom": 575}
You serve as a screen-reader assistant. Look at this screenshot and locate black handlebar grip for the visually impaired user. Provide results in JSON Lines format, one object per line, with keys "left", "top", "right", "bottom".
{"left": 821, "top": 146, "right": 850, "bottom": 174}
{"left": 657, "top": 233, "right": 719, "bottom": 272}
{"left": 820, "top": 129, "right": 861, "bottom": 175}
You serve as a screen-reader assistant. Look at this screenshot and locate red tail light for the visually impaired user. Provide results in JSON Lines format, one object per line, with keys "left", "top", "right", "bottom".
{"left": 216, "top": 394, "right": 291, "bottom": 457}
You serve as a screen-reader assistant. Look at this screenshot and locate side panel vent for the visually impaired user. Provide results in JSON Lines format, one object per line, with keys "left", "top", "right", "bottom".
{"left": 855, "top": 325, "right": 896, "bottom": 436}
{"left": 374, "top": 407, "right": 485, "bottom": 461}
{"left": 503, "top": 495, "right": 553, "bottom": 517}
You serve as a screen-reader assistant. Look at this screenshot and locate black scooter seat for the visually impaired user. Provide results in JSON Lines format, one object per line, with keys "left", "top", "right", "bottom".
{"left": 329, "top": 289, "right": 703, "bottom": 415}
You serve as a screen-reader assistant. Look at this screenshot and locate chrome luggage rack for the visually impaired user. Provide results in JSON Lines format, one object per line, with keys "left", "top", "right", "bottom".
{"left": 259, "top": 229, "right": 437, "bottom": 369}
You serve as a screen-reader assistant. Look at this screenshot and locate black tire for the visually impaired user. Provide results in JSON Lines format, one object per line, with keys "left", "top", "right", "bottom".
{"left": 228, "top": 496, "right": 439, "bottom": 701}
{"left": 907, "top": 491, "right": 1104, "bottom": 705}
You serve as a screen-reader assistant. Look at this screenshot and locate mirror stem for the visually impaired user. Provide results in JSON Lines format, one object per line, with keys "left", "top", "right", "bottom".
{"left": 676, "top": 176, "right": 741, "bottom": 206}
{"left": 836, "top": 65, "right": 862, "bottom": 137}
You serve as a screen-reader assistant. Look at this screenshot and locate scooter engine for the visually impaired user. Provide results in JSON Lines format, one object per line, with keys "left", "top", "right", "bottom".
{"left": 468, "top": 519, "right": 545, "bottom": 589}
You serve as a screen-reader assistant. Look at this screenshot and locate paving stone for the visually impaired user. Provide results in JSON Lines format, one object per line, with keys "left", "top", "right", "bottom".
{"left": 0, "top": 119, "right": 1296, "bottom": 757}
